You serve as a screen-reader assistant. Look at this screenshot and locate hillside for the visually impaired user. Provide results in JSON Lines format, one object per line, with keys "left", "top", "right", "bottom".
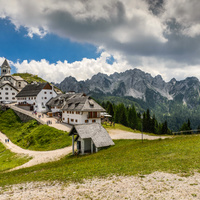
{"left": 12, "top": 73, "right": 46, "bottom": 83}
{"left": 0, "top": 109, "right": 71, "bottom": 151}
{"left": 12, "top": 73, "right": 62, "bottom": 93}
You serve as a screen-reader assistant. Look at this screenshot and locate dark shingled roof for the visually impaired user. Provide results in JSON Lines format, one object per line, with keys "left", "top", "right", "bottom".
{"left": 62, "top": 96, "right": 105, "bottom": 112}
{"left": 16, "top": 82, "right": 48, "bottom": 97}
{"left": 69, "top": 123, "right": 115, "bottom": 148}
{"left": 46, "top": 93, "right": 85, "bottom": 107}
{"left": 47, "top": 92, "right": 105, "bottom": 112}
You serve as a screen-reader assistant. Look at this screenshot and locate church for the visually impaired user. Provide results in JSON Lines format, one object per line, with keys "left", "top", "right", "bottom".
{"left": 0, "top": 59, "right": 27, "bottom": 103}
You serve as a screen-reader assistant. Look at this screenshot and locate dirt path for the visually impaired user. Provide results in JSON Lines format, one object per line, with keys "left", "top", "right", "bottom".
{"left": 108, "top": 129, "right": 169, "bottom": 140}
{"left": 0, "top": 132, "right": 72, "bottom": 171}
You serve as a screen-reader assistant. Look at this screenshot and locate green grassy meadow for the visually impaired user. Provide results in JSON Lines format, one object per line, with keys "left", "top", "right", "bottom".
{"left": 0, "top": 109, "right": 71, "bottom": 151}
{"left": 103, "top": 123, "right": 141, "bottom": 133}
{"left": 0, "top": 142, "right": 30, "bottom": 172}
{"left": 0, "top": 135, "right": 200, "bottom": 186}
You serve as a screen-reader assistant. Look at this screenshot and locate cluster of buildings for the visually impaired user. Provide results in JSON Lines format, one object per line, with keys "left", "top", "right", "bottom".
{"left": 0, "top": 59, "right": 114, "bottom": 154}
{"left": 0, "top": 59, "right": 27, "bottom": 103}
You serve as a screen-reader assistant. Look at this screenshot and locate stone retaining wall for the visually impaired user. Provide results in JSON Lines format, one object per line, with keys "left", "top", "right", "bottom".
{"left": 9, "top": 105, "right": 45, "bottom": 125}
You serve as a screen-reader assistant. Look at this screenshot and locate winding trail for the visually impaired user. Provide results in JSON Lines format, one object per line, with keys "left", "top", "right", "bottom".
{"left": 108, "top": 129, "right": 170, "bottom": 140}
{"left": 0, "top": 132, "right": 72, "bottom": 171}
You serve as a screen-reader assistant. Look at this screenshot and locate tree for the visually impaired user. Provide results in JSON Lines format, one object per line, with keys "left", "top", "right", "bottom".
{"left": 128, "top": 104, "right": 138, "bottom": 129}
{"left": 179, "top": 119, "right": 192, "bottom": 134}
{"left": 106, "top": 101, "right": 114, "bottom": 117}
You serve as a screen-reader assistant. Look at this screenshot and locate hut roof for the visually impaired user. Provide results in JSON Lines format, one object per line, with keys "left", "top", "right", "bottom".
{"left": 69, "top": 123, "right": 114, "bottom": 148}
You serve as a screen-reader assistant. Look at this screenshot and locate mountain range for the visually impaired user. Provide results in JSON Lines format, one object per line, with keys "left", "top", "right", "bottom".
{"left": 55, "top": 69, "right": 200, "bottom": 131}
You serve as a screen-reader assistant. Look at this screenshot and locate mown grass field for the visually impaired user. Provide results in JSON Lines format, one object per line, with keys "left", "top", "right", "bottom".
{"left": 0, "top": 109, "right": 71, "bottom": 151}
{"left": 103, "top": 123, "right": 141, "bottom": 133}
{"left": 0, "top": 142, "right": 30, "bottom": 172}
{"left": 0, "top": 135, "right": 200, "bottom": 186}
{"left": 103, "top": 123, "right": 158, "bottom": 136}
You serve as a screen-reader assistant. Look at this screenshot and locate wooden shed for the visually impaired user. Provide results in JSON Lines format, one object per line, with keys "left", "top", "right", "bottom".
{"left": 69, "top": 123, "right": 114, "bottom": 155}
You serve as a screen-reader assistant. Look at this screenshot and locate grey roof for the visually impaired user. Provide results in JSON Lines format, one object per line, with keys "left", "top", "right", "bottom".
{"left": 62, "top": 96, "right": 105, "bottom": 112}
{"left": 0, "top": 82, "right": 19, "bottom": 91}
{"left": 16, "top": 82, "right": 49, "bottom": 97}
{"left": 1, "top": 59, "right": 11, "bottom": 68}
{"left": 12, "top": 76, "right": 24, "bottom": 81}
{"left": 46, "top": 93, "right": 85, "bottom": 107}
{"left": 69, "top": 123, "right": 115, "bottom": 148}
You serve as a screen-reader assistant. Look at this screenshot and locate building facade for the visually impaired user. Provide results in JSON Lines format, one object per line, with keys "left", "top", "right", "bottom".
{"left": 47, "top": 92, "right": 105, "bottom": 125}
{"left": 16, "top": 82, "right": 57, "bottom": 112}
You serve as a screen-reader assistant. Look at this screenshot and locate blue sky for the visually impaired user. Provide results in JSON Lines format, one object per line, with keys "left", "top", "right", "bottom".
{"left": 0, "top": 0, "right": 200, "bottom": 83}
{"left": 0, "top": 18, "right": 100, "bottom": 64}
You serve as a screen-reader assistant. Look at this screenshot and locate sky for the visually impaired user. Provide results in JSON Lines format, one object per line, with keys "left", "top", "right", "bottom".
{"left": 0, "top": 0, "right": 200, "bottom": 83}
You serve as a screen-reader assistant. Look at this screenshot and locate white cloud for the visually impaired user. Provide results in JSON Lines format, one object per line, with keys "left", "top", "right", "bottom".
{"left": 0, "top": 0, "right": 167, "bottom": 46}
{"left": 162, "top": 0, "right": 200, "bottom": 37}
{"left": 7, "top": 53, "right": 130, "bottom": 83}
{"left": 1, "top": 54, "right": 200, "bottom": 84}
{"left": 1, "top": 0, "right": 200, "bottom": 82}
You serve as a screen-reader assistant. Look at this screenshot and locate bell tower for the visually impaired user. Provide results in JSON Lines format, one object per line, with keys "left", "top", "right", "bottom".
{"left": 1, "top": 59, "right": 11, "bottom": 77}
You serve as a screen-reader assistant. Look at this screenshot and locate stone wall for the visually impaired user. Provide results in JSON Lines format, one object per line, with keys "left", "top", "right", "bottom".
{"left": 8, "top": 105, "right": 45, "bottom": 125}
{"left": 12, "top": 109, "right": 38, "bottom": 123}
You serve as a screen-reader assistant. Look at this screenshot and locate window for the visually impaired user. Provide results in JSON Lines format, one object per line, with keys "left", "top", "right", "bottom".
{"left": 92, "top": 120, "right": 96, "bottom": 123}
{"left": 44, "top": 97, "right": 47, "bottom": 99}
{"left": 50, "top": 92, "right": 52, "bottom": 94}
{"left": 12, "top": 93, "right": 15, "bottom": 95}
{"left": 0, "top": 92, "right": 1, "bottom": 95}
{"left": 63, "top": 118, "right": 65, "bottom": 121}
{"left": 5, "top": 92, "right": 8, "bottom": 95}
{"left": 10, "top": 88, "right": 12, "bottom": 90}
{"left": 75, "top": 119, "right": 78, "bottom": 122}
{"left": 63, "top": 111, "right": 65, "bottom": 113}
{"left": 76, "top": 111, "right": 80, "bottom": 114}
{"left": 42, "top": 102, "right": 44, "bottom": 106}
{"left": 0, "top": 97, "right": 2, "bottom": 99}
{"left": 85, "top": 120, "right": 88, "bottom": 123}
{"left": 67, "top": 111, "right": 69, "bottom": 114}
{"left": 5, "top": 97, "right": 8, "bottom": 100}
{"left": 5, "top": 88, "right": 8, "bottom": 90}
{"left": 72, "top": 111, "right": 74, "bottom": 114}
{"left": 12, "top": 97, "right": 15, "bottom": 100}
{"left": 71, "top": 119, "right": 74, "bottom": 122}
{"left": 1, "top": 88, "right": 3, "bottom": 90}
{"left": 44, "top": 92, "right": 47, "bottom": 94}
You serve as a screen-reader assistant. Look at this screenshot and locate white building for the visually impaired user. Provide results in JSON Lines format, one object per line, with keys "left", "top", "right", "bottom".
{"left": 47, "top": 93, "right": 105, "bottom": 125}
{"left": 0, "top": 82, "right": 19, "bottom": 102}
{"left": 16, "top": 82, "right": 57, "bottom": 112}
{"left": 0, "top": 59, "right": 27, "bottom": 103}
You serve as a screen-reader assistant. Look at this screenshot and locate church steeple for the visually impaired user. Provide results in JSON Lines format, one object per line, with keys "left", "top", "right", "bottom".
{"left": 1, "top": 59, "right": 11, "bottom": 76}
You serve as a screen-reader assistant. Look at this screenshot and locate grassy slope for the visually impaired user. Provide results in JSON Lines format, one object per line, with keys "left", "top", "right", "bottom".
{"left": 103, "top": 123, "right": 158, "bottom": 136}
{"left": 103, "top": 123, "right": 140, "bottom": 133}
{"left": 0, "top": 135, "right": 200, "bottom": 186}
{"left": 12, "top": 73, "right": 46, "bottom": 84}
{"left": 0, "top": 109, "right": 71, "bottom": 151}
{"left": 0, "top": 142, "right": 30, "bottom": 172}
{"left": 12, "top": 73, "right": 62, "bottom": 93}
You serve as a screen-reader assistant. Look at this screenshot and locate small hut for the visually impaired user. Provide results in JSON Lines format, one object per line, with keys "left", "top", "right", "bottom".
{"left": 69, "top": 123, "right": 114, "bottom": 155}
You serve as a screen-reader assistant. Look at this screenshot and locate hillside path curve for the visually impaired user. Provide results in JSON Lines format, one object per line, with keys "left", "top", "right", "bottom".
{"left": 0, "top": 131, "right": 72, "bottom": 171}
